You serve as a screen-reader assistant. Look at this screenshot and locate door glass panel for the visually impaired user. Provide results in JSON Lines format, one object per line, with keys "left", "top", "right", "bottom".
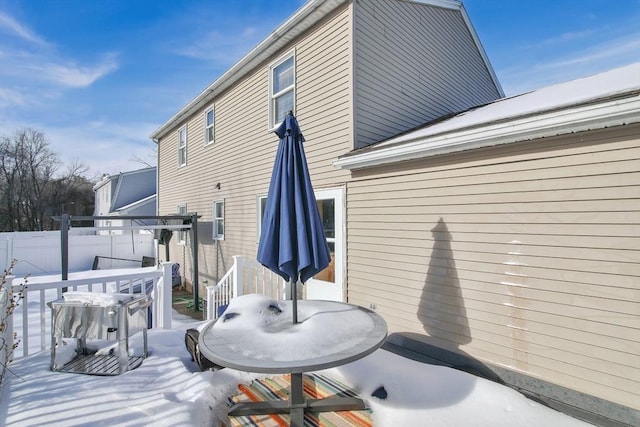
{"left": 313, "top": 198, "right": 335, "bottom": 283}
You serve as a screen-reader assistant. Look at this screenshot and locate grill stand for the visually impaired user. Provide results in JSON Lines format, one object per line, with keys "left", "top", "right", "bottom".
{"left": 48, "top": 294, "right": 151, "bottom": 376}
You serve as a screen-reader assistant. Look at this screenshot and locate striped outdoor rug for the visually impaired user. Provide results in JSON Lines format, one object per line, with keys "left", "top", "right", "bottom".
{"left": 228, "top": 373, "right": 373, "bottom": 426}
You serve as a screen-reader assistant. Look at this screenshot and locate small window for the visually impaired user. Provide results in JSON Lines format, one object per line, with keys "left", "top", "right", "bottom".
{"left": 205, "top": 107, "right": 215, "bottom": 145}
{"left": 269, "top": 52, "right": 295, "bottom": 128}
{"left": 178, "top": 126, "right": 187, "bottom": 167}
{"left": 213, "top": 200, "right": 224, "bottom": 240}
{"left": 177, "top": 204, "right": 187, "bottom": 244}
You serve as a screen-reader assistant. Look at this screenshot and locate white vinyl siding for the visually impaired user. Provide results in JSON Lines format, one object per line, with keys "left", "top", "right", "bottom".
{"left": 345, "top": 124, "right": 640, "bottom": 411}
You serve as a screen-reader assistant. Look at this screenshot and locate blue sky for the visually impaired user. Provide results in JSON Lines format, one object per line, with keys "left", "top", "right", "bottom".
{"left": 0, "top": 0, "right": 638, "bottom": 178}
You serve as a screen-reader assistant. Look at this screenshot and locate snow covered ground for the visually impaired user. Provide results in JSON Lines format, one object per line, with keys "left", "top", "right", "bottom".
{"left": 0, "top": 294, "right": 592, "bottom": 426}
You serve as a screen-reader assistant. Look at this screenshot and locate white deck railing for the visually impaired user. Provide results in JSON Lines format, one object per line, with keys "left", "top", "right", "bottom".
{"left": 206, "top": 256, "right": 286, "bottom": 320}
{"left": 4, "top": 263, "right": 174, "bottom": 359}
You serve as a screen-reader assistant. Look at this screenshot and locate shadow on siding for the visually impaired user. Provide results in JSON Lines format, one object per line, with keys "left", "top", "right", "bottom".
{"left": 418, "top": 217, "right": 471, "bottom": 346}
{"left": 389, "top": 217, "right": 502, "bottom": 382}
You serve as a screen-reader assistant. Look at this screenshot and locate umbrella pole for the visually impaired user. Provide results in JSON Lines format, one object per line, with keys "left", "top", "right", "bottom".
{"left": 290, "top": 279, "right": 298, "bottom": 324}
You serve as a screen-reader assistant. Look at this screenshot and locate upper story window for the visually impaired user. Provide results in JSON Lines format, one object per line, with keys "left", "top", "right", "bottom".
{"left": 178, "top": 125, "right": 187, "bottom": 167}
{"left": 269, "top": 52, "right": 295, "bottom": 128}
{"left": 205, "top": 106, "right": 215, "bottom": 145}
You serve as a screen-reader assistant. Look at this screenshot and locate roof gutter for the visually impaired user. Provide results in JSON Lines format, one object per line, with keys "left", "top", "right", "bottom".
{"left": 150, "top": 0, "right": 348, "bottom": 141}
{"left": 333, "top": 94, "right": 640, "bottom": 170}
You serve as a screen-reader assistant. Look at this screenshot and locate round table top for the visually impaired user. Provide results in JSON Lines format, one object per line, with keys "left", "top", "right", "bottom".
{"left": 198, "top": 299, "right": 387, "bottom": 374}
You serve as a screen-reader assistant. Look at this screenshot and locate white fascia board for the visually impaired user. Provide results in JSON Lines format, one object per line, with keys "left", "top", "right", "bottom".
{"left": 407, "top": 0, "right": 461, "bottom": 10}
{"left": 459, "top": 4, "right": 504, "bottom": 97}
{"left": 333, "top": 94, "right": 640, "bottom": 170}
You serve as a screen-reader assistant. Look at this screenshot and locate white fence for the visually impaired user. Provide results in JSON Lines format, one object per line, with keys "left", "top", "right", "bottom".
{"left": 2, "top": 263, "right": 174, "bottom": 360}
{"left": 206, "top": 256, "right": 286, "bottom": 320}
{"left": 0, "top": 231, "right": 156, "bottom": 277}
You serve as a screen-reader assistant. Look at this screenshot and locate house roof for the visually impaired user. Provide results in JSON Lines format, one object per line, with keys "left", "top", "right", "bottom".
{"left": 334, "top": 62, "right": 640, "bottom": 170}
{"left": 93, "top": 166, "right": 157, "bottom": 214}
{"left": 114, "top": 194, "right": 157, "bottom": 214}
{"left": 149, "top": 0, "right": 501, "bottom": 141}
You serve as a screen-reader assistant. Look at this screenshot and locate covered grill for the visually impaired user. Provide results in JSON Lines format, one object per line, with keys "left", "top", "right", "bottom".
{"left": 48, "top": 292, "right": 152, "bottom": 375}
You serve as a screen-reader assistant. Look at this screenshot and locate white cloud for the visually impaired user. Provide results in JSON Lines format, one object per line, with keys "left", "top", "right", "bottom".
{"left": 538, "top": 37, "right": 640, "bottom": 70}
{"left": 175, "top": 27, "right": 262, "bottom": 64}
{"left": 31, "top": 52, "right": 120, "bottom": 88}
{"left": 1, "top": 116, "right": 158, "bottom": 178}
{"left": 1, "top": 47, "right": 120, "bottom": 89}
{"left": 0, "top": 87, "right": 27, "bottom": 108}
{"left": 0, "top": 13, "right": 119, "bottom": 92}
{"left": 497, "top": 34, "right": 640, "bottom": 95}
{"left": 536, "top": 30, "right": 595, "bottom": 46}
{"left": 42, "top": 121, "right": 158, "bottom": 177}
{"left": 0, "top": 11, "right": 48, "bottom": 46}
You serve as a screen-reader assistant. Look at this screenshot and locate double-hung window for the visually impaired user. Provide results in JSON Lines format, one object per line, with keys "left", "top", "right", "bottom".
{"left": 178, "top": 125, "right": 187, "bottom": 166}
{"left": 269, "top": 52, "right": 295, "bottom": 128}
{"left": 213, "top": 200, "right": 224, "bottom": 240}
{"left": 205, "top": 106, "right": 215, "bottom": 145}
{"left": 177, "top": 204, "right": 187, "bottom": 244}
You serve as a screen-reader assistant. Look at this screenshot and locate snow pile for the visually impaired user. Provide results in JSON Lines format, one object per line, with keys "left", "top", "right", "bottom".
{"left": 212, "top": 294, "right": 375, "bottom": 361}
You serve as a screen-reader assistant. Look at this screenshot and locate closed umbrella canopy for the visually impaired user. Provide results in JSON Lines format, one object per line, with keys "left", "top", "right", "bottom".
{"left": 257, "top": 112, "right": 331, "bottom": 322}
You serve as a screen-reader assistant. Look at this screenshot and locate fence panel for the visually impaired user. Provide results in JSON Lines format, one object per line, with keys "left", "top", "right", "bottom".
{"left": 0, "top": 231, "right": 155, "bottom": 276}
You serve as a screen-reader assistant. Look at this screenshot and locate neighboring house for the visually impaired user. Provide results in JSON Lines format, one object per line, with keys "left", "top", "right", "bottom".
{"left": 93, "top": 167, "right": 157, "bottom": 235}
{"left": 150, "top": 0, "right": 638, "bottom": 424}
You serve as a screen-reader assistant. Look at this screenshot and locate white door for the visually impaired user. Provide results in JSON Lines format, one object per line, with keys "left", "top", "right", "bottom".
{"left": 305, "top": 188, "right": 344, "bottom": 301}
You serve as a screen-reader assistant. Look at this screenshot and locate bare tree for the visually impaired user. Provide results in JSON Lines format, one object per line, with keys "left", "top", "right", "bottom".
{"left": 129, "top": 146, "right": 157, "bottom": 168}
{"left": 0, "top": 128, "right": 95, "bottom": 231}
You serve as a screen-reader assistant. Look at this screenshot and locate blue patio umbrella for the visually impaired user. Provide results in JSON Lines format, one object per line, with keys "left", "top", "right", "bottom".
{"left": 257, "top": 112, "right": 331, "bottom": 323}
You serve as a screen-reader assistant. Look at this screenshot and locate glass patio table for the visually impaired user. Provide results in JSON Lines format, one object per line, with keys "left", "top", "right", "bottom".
{"left": 198, "top": 299, "right": 387, "bottom": 427}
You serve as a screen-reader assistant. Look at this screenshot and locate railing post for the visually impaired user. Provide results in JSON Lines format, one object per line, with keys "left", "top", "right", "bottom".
{"left": 206, "top": 285, "right": 214, "bottom": 321}
{"left": 232, "top": 255, "right": 242, "bottom": 298}
{"left": 61, "top": 214, "right": 69, "bottom": 293}
{"left": 158, "top": 262, "right": 173, "bottom": 329}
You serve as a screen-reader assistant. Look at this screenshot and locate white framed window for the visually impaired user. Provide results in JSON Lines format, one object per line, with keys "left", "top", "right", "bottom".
{"left": 269, "top": 51, "right": 295, "bottom": 129}
{"left": 256, "top": 195, "right": 268, "bottom": 242}
{"left": 178, "top": 125, "right": 187, "bottom": 167}
{"left": 205, "top": 106, "right": 215, "bottom": 145}
{"left": 213, "top": 200, "right": 224, "bottom": 240}
{"left": 177, "top": 204, "right": 187, "bottom": 244}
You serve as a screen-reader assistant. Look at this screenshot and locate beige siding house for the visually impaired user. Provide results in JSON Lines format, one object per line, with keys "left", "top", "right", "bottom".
{"left": 151, "top": 0, "right": 638, "bottom": 425}
{"left": 150, "top": 0, "right": 500, "bottom": 299}
{"left": 335, "top": 63, "right": 640, "bottom": 426}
